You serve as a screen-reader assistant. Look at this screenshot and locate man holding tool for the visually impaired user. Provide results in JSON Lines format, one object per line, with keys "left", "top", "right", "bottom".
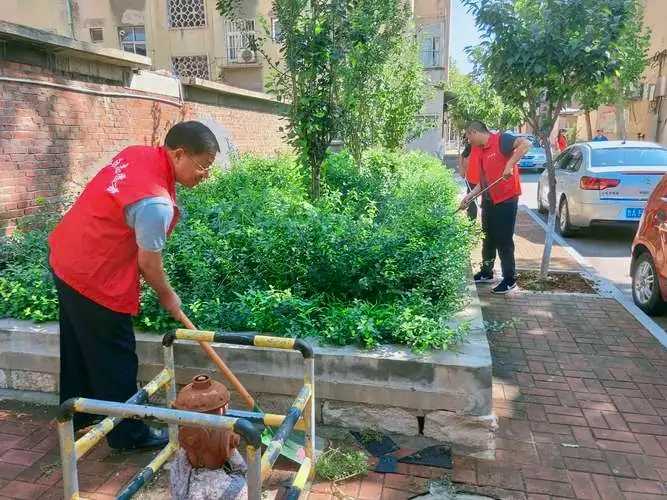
{"left": 459, "top": 121, "right": 531, "bottom": 294}
{"left": 49, "top": 121, "right": 219, "bottom": 450}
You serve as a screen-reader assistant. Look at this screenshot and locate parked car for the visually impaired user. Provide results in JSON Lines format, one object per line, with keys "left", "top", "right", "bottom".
{"left": 537, "top": 141, "right": 667, "bottom": 236}
{"left": 517, "top": 134, "right": 547, "bottom": 171}
{"left": 630, "top": 173, "right": 667, "bottom": 315}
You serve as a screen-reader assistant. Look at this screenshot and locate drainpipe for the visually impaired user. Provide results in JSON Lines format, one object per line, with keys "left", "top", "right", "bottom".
{"left": 65, "top": 0, "right": 76, "bottom": 39}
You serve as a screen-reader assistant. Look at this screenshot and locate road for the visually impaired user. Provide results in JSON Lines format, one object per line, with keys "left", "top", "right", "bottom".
{"left": 520, "top": 171, "right": 638, "bottom": 299}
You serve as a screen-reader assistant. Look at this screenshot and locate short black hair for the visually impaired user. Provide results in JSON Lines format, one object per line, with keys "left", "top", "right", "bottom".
{"left": 164, "top": 121, "right": 220, "bottom": 155}
{"left": 466, "top": 120, "right": 490, "bottom": 133}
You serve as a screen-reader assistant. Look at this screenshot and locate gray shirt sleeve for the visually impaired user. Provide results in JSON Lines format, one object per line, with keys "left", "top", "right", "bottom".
{"left": 500, "top": 133, "right": 517, "bottom": 156}
{"left": 124, "top": 196, "right": 174, "bottom": 252}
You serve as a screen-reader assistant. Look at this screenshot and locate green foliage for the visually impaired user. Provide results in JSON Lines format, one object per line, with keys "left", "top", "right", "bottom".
{"left": 444, "top": 65, "right": 522, "bottom": 132}
{"left": 0, "top": 152, "right": 479, "bottom": 352}
{"left": 315, "top": 447, "right": 369, "bottom": 481}
{"left": 464, "top": 0, "right": 639, "bottom": 136}
{"left": 576, "top": 2, "right": 650, "bottom": 139}
{"left": 217, "top": 0, "right": 425, "bottom": 199}
{"left": 338, "top": 26, "right": 431, "bottom": 161}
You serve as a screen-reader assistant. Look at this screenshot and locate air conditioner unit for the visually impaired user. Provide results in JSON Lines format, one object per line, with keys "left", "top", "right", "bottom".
{"left": 240, "top": 48, "right": 255, "bottom": 63}
{"left": 656, "top": 76, "right": 667, "bottom": 98}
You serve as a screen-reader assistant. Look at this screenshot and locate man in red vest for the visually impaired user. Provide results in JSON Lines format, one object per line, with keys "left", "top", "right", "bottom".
{"left": 49, "top": 121, "right": 219, "bottom": 449}
{"left": 460, "top": 121, "right": 531, "bottom": 294}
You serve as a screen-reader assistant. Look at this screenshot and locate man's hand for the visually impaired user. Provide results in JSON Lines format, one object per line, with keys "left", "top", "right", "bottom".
{"left": 459, "top": 194, "right": 472, "bottom": 211}
{"left": 502, "top": 162, "right": 514, "bottom": 179}
{"left": 158, "top": 289, "right": 182, "bottom": 320}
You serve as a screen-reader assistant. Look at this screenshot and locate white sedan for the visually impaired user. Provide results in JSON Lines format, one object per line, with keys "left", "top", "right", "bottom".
{"left": 537, "top": 141, "right": 667, "bottom": 236}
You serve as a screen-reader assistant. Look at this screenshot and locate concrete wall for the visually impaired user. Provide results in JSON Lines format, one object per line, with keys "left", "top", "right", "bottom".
{"left": 1, "top": 0, "right": 72, "bottom": 37}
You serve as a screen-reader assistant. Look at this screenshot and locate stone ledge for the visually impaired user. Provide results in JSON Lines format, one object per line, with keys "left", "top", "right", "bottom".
{"left": 0, "top": 280, "right": 493, "bottom": 456}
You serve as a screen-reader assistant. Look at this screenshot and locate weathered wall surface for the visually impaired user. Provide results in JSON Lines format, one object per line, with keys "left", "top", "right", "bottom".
{"left": 0, "top": 58, "right": 288, "bottom": 233}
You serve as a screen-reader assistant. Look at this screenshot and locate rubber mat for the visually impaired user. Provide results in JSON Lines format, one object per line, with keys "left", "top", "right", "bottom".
{"left": 398, "top": 445, "right": 452, "bottom": 469}
{"left": 350, "top": 430, "right": 399, "bottom": 456}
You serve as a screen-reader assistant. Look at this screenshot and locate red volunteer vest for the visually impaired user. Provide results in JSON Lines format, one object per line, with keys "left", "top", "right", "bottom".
{"left": 49, "top": 146, "right": 180, "bottom": 315}
{"left": 468, "top": 133, "right": 521, "bottom": 204}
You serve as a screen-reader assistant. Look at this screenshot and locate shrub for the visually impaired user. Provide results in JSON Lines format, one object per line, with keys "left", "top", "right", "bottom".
{"left": 0, "top": 150, "right": 479, "bottom": 351}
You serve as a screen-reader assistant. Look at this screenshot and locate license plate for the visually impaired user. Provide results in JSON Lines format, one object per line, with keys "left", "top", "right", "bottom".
{"left": 626, "top": 208, "right": 644, "bottom": 219}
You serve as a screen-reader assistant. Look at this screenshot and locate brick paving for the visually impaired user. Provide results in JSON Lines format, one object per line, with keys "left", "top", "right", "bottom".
{"left": 0, "top": 208, "right": 665, "bottom": 499}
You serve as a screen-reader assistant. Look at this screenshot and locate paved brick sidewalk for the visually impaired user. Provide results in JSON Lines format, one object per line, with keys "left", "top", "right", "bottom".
{"left": 472, "top": 209, "right": 582, "bottom": 273}
{"left": 453, "top": 286, "right": 667, "bottom": 500}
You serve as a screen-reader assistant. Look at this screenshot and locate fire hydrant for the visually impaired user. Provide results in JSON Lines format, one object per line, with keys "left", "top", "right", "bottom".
{"left": 169, "top": 375, "right": 248, "bottom": 500}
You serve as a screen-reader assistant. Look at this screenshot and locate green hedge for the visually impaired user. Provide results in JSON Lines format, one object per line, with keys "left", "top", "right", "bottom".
{"left": 0, "top": 149, "right": 479, "bottom": 351}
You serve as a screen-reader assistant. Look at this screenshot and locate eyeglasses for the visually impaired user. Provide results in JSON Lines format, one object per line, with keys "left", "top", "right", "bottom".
{"left": 188, "top": 154, "right": 214, "bottom": 173}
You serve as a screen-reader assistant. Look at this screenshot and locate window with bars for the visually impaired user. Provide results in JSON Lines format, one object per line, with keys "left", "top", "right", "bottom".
{"left": 225, "top": 20, "right": 257, "bottom": 63}
{"left": 89, "top": 27, "right": 104, "bottom": 43}
{"left": 171, "top": 55, "right": 210, "bottom": 79}
{"left": 168, "top": 0, "right": 207, "bottom": 29}
{"left": 421, "top": 34, "right": 441, "bottom": 68}
{"left": 118, "top": 26, "right": 146, "bottom": 55}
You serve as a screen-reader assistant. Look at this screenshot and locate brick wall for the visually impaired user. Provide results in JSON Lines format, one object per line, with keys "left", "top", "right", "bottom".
{"left": 0, "top": 60, "right": 289, "bottom": 233}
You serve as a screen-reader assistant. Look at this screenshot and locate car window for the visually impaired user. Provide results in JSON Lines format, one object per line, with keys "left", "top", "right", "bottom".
{"left": 556, "top": 151, "right": 572, "bottom": 170}
{"left": 591, "top": 147, "right": 667, "bottom": 167}
{"left": 568, "top": 148, "right": 584, "bottom": 172}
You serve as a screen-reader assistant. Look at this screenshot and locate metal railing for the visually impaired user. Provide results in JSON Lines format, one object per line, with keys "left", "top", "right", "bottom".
{"left": 56, "top": 329, "right": 316, "bottom": 500}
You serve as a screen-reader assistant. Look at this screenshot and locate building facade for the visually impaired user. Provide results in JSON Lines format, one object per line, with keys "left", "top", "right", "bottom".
{"left": 2, "top": 0, "right": 450, "bottom": 152}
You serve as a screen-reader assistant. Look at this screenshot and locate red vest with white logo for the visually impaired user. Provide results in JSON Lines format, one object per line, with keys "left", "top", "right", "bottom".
{"left": 49, "top": 146, "right": 180, "bottom": 315}
{"left": 469, "top": 133, "right": 522, "bottom": 204}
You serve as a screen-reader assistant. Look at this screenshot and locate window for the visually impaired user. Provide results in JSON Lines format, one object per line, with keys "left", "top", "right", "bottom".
{"left": 118, "top": 26, "right": 146, "bottom": 56}
{"left": 89, "top": 27, "right": 104, "bottom": 43}
{"left": 171, "top": 55, "right": 210, "bottom": 79}
{"left": 591, "top": 147, "right": 667, "bottom": 167}
{"left": 168, "top": 0, "right": 206, "bottom": 28}
{"left": 226, "top": 20, "right": 256, "bottom": 63}
{"left": 271, "top": 18, "right": 283, "bottom": 42}
{"left": 421, "top": 33, "right": 441, "bottom": 68}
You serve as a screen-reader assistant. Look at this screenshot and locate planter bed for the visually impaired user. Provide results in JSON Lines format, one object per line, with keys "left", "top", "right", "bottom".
{"left": 0, "top": 282, "right": 494, "bottom": 458}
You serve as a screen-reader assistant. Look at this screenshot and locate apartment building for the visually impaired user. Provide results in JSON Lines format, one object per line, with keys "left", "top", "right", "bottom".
{"left": 2, "top": 0, "right": 450, "bottom": 151}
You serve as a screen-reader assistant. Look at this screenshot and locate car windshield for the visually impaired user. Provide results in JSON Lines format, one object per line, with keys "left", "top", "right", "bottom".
{"left": 591, "top": 147, "right": 667, "bottom": 167}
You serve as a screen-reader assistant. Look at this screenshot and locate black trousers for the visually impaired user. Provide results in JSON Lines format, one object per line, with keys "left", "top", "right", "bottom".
{"left": 466, "top": 182, "right": 478, "bottom": 221}
{"left": 481, "top": 197, "right": 518, "bottom": 284}
{"left": 53, "top": 273, "right": 150, "bottom": 448}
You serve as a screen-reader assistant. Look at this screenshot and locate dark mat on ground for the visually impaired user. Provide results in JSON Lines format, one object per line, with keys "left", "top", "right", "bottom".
{"left": 350, "top": 430, "right": 399, "bottom": 456}
{"left": 374, "top": 454, "right": 398, "bottom": 473}
{"left": 398, "top": 445, "right": 452, "bottom": 469}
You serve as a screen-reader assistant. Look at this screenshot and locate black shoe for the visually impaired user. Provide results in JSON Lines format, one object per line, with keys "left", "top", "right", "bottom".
{"left": 492, "top": 280, "right": 518, "bottom": 294}
{"left": 111, "top": 427, "right": 169, "bottom": 451}
{"left": 474, "top": 271, "right": 494, "bottom": 283}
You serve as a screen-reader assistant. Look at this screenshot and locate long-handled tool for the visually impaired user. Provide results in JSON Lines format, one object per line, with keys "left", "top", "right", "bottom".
{"left": 453, "top": 175, "right": 506, "bottom": 214}
{"left": 176, "top": 311, "right": 306, "bottom": 463}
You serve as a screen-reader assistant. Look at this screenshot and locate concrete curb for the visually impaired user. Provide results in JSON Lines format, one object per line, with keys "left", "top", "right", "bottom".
{"left": 520, "top": 204, "right": 667, "bottom": 349}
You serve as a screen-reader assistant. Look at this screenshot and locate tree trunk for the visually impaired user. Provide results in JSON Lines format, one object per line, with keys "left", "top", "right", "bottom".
{"left": 311, "top": 162, "right": 321, "bottom": 200}
{"left": 616, "top": 99, "right": 627, "bottom": 140}
{"left": 539, "top": 131, "right": 557, "bottom": 279}
{"left": 585, "top": 111, "right": 593, "bottom": 141}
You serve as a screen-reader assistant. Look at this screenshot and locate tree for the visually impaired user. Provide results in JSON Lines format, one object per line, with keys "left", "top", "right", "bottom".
{"left": 463, "top": 0, "right": 640, "bottom": 278}
{"left": 217, "top": 0, "right": 416, "bottom": 198}
{"left": 576, "top": 5, "right": 650, "bottom": 140}
{"left": 339, "top": 30, "right": 432, "bottom": 161}
{"left": 444, "top": 65, "right": 522, "bottom": 132}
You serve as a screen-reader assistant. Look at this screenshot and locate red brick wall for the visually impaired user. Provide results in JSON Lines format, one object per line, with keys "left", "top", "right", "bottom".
{"left": 0, "top": 61, "right": 289, "bottom": 233}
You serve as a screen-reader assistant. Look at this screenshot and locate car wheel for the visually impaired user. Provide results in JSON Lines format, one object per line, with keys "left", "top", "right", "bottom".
{"left": 632, "top": 252, "right": 666, "bottom": 315}
{"left": 556, "top": 197, "right": 577, "bottom": 237}
{"left": 537, "top": 185, "right": 548, "bottom": 214}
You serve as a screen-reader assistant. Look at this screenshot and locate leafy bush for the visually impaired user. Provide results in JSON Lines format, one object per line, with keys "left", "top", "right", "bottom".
{"left": 0, "top": 150, "right": 479, "bottom": 351}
